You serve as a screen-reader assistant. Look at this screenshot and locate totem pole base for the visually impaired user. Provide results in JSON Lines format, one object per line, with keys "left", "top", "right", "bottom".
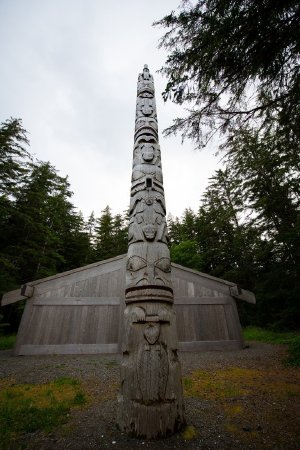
{"left": 118, "top": 399, "right": 185, "bottom": 439}
{"left": 118, "top": 301, "right": 185, "bottom": 439}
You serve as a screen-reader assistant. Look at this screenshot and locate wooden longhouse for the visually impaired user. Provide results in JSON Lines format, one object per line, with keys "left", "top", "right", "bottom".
{"left": 1, "top": 255, "right": 255, "bottom": 355}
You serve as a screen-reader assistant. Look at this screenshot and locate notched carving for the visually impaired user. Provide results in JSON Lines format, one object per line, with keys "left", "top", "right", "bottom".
{"left": 131, "top": 306, "right": 146, "bottom": 322}
{"left": 136, "top": 97, "right": 155, "bottom": 118}
{"left": 144, "top": 323, "right": 160, "bottom": 344}
{"left": 128, "top": 191, "right": 169, "bottom": 244}
{"left": 142, "top": 224, "right": 157, "bottom": 241}
{"left": 132, "top": 142, "right": 161, "bottom": 168}
{"left": 126, "top": 247, "right": 172, "bottom": 288}
{"left": 135, "top": 117, "right": 158, "bottom": 132}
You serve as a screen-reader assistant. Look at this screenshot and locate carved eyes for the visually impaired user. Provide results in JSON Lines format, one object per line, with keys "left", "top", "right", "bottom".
{"left": 155, "top": 258, "right": 171, "bottom": 273}
{"left": 136, "top": 119, "right": 157, "bottom": 127}
{"left": 127, "top": 256, "right": 147, "bottom": 272}
{"left": 127, "top": 256, "right": 171, "bottom": 273}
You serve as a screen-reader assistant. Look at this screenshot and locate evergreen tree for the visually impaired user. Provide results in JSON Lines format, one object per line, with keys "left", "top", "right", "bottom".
{"left": 113, "top": 212, "right": 128, "bottom": 256}
{"left": 0, "top": 118, "right": 31, "bottom": 294}
{"left": 197, "top": 168, "right": 260, "bottom": 286}
{"left": 155, "top": 1, "right": 300, "bottom": 329}
{"left": 155, "top": 0, "right": 300, "bottom": 148}
{"left": 0, "top": 118, "right": 31, "bottom": 199}
{"left": 2, "top": 162, "right": 69, "bottom": 281}
{"left": 94, "top": 206, "right": 115, "bottom": 261}
{"left": 94, "top": 207, "right": 129, "bottom": 261}
{"left": 167, "top": 214, "right": 182, "bottom": 246}
{"left": 83, "top": 211, "right": 97, "bottom": 263}
{"left": 169, "top": 209, "right": 203, "bottom": 271}
{"left": 224, "top": 128, "right": 300, "bottom": 269}
{"left": 223, "top": 128, "right": 300, "bottom": 329}
{"left": 56, "top": 210, "right": 91, "bottom": 272}
{"left": 170, "top": 240, "right": 203, "bottom": 272}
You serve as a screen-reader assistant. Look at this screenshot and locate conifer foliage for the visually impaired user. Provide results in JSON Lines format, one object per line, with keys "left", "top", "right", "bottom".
{"left": 0, "top": 118, "right": 128, "bottom": 332}
{"left": 156, "top": 1, "right": 300, "bottom": 329}
{"left": 1, "top": 114, "right": 299, "bottom": 331}
{"left": 155, "top": 0, "right": 300, "bottom": 148}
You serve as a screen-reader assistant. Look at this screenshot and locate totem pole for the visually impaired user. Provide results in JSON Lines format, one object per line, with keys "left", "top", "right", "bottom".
{"left": 118, "top": 65, "right": 185, "bottom": 438}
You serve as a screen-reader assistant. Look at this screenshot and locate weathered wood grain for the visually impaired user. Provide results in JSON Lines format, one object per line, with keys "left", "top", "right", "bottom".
{"left": 10, "top": 253, "right": 252, "bottom": 357}
{"left": 33, "top": 297, "right": 121, "bottom": 306}
{"left": 179, "top": 340, "right": 243, "bottom": 351}
{"left": 18, "top": 343, "right": 118, "bottom": 355}
{"left": 1, "top": 289, "right": 27, "bottom": 306}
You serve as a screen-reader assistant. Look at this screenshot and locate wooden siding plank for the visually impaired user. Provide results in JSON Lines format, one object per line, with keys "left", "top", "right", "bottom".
{"left": 224, "top": 300, "right": 244, "bottom": 342}
{"left": 38, "top": 305, "right": 52, "bottom": 344}
{"left": 17, "top": 343, "right": 119, "bottom": 355}
{"left": 174, "top": 296, "right": 232, "bottom": 305}
{"left": 179, "top": 340, "right": 243, "bottom": 351}
{"left": 1, "top": 289, "right": 27, "bottom": 306}
{"left": 51, "top": 307, "right": 64, "bottom": 344}
{"left": 34, "top": 266, "right": 124, "bottom": 295}
{"left": 229, "top": 285, "right": 256, "bottom": 304}
{"left": 11, "top": 257, "right": 249, "bottom": 355}
{"left": 23, "top": 255, "right": 126, "bottom": 287}
{"left": 14, "top": 299, "right": 35, "bottom": 354}
{"left": 33, "top": 297, "right": 121, "bottom": 306}
{"left": 84, "top": 306, "right": 97, "bottom": 344}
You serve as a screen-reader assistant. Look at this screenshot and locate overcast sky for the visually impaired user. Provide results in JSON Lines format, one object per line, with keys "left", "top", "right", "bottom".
{"left": 0, "top": 0, "right": 220, "bottom": 219}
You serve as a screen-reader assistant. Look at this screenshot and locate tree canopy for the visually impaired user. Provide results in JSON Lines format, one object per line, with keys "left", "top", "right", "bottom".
{"left": 1, "top": 112, "right": 299, "bottom": 332}
{"left": 0, "top": 118, "right": 128, "bottom": 333}
{"left": 155, "top": 0, "right": 300, "bottom": 330}
{"left": 155, "top": 0, "right": 300, "bottom": 147}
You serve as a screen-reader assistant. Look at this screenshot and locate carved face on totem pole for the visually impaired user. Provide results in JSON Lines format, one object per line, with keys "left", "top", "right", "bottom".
{"left": 126, "top": 242, "right": 171, "bottom": 288}
{"left": 135, "top": 121, "right": 157, "bottom": 144}
{"left": 132, "top": 142, "right": 161, "bottom": 167}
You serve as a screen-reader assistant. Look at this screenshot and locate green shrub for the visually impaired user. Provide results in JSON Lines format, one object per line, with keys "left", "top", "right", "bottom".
{"left": 0, "top": 378, "right": 86, "bottom": 449}
{"left": 243, "top": 327, "right": 300, "bottom": 366}
{"left": 0, "top": 335, "right": 16, "bottom": 350}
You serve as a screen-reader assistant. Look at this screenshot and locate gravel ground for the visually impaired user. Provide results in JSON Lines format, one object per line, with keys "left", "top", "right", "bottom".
{"left": 1, "top": 342, "right": 299, "bottom": 450}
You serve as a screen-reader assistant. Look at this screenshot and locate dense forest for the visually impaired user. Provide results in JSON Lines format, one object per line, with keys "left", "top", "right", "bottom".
{"left": 154, "top": 0, "right": 300, "bottom": 330}
{"left": 0, "top": 118, "right": 128, "bottom": 331}
{"left": 1, "top": 114, "right": 299, "bottom": 333}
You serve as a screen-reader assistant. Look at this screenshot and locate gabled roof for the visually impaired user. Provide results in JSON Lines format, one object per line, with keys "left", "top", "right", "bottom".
{"left": 1, "top": 254, "right": 255, "bottom": 306}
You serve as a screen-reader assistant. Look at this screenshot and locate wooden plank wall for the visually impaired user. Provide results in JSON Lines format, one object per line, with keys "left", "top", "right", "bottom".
{"left": 172, "top": 265, "right": 244, "bottom": 351}
{"left": 15, "top": 257, "right": 126, "bottom": 355}
{"left": 14, "top": 257, "right": 244, "bottom": 355}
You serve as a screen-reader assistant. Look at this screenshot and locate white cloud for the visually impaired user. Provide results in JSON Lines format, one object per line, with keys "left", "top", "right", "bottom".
{"left": 0, "top": 0, "right": 221, "bottom": 219}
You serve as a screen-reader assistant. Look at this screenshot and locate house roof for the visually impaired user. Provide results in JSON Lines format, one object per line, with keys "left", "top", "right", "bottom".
{"left": 1, "top": 254, "right": 255, "bottom": 306}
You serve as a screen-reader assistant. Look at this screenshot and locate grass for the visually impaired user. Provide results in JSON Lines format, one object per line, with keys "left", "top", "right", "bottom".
{"left": 0, "top": 376, "right": 87, "bottom": 450}
{"left": 183, "top": 367, "right": 257, "bottom": 401}
{"left": 243, "top": 326, "right": 300, "bottom": 366}
{"left": 182, "top": 425, "right": 198, "bottom": 440}
{"left": 183, "top": 365, "right": 300, "bottom": 447}
{"left": 0, "top": 334, "right": 16, "bottom": 350}
{"left": 183, "top": 366, "right": 300, "bottom": 401}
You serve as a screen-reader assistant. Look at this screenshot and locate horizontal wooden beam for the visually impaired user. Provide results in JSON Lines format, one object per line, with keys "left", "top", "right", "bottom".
{"left": 229, "top": 286, "right": 256, "bottom": 304}
{"left": 1, "top": 289, "right": 27, "bottom": 306}
{"left": 179, "top": 340, "right": 244, "bottom": 351}
{"left": 17, "top": 341, "right": 243, "bottom": 355}
{"left": 21, "top": 284, "right": 34, "bottom": 297}
{"left": 33, "top": 297, "right": 122, "bottom": 306}
{"left": 17, "top": 343, "right": 119, "bottom": 355}
{"left": 174, "top": 296, "right": 232, "bottom": 305}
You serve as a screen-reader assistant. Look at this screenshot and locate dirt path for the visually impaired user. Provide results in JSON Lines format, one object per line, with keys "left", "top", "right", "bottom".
{"left": 1, "top": 342, "right": 299, "bottom": 449}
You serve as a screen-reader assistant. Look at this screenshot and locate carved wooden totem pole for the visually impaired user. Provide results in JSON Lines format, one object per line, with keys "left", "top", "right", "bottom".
{"left": 118, "top": 65, "right": 185, "bottom": 438}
